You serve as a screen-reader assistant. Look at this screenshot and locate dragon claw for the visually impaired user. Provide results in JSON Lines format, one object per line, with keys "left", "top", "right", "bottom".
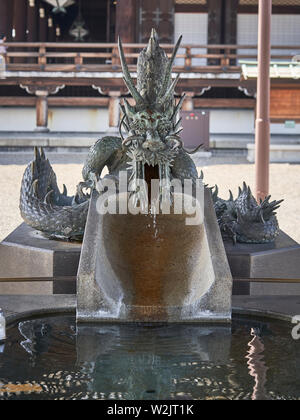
{"left": 76, "top": 180, "right": 94, "bottom": 198}
{"left": 76, "top": 172, "right": 98, "bottom": 198}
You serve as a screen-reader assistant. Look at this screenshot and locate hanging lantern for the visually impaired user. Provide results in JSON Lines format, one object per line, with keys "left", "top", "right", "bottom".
{"left": 69, "top": 14, "right": 89, "bottom": 41}
{"left": 69, "top": 1, "right": 89, "bottom": 42}
{"left": 42, "top": 0, "right": 75, "bottom": 14}
{"left": 39, "top": 7, "right": 46, "bottom": 18}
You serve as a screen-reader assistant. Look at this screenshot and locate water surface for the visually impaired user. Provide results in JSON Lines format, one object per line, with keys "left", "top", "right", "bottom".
{"left": 0, "top": 315, "right": 299, "bottom": 400}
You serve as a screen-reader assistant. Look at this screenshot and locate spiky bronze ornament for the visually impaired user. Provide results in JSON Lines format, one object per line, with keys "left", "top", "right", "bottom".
{"left": 211, "top": 182, "right": 283, "bottom": 244}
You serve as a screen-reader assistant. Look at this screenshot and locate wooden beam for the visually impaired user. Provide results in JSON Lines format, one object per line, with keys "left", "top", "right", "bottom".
{"left": 49, "top": 97, "right": 109, "bottom": 107}
{"left": 175, "top": 4, "right": 207, "bottom": 13}
{"left": 0, "top": 96, "right": 256, "bottom": 110}
{"left": 0, "top": 96, "right": 36, "bottom": 106}
{"left": 194, "top": 98, "right": 256, "bottom": 109}
{"left": 0, "top": 97, "right": 110, "bottom": 107}
{"left": 238, "top": 5, "right": 300, "bottom": 14}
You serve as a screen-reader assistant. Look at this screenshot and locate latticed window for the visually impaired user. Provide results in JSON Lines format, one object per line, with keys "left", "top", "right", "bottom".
{"left": 175, "top": 0, "right": 207, "bottom": 4}
{"left": 240, "top": 0, "right": 300, "bottom": 5}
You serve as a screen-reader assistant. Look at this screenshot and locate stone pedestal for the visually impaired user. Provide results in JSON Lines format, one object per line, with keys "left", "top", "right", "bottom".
{"left": 0, "top": 223, "right": 80, "bottom": 294}
{"left": 77, "top": 189, "right": 233, "bottom": 323}
{"left": 225, "top": 231, "right": 300, "bottom": 295}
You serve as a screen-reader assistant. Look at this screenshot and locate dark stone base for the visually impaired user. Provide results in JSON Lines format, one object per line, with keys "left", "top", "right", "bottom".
{"left": 0, "top": 224, "right": 81, "bottom": 294}
{"left": 224, "top": 231, "right": 300, "bottom": 295}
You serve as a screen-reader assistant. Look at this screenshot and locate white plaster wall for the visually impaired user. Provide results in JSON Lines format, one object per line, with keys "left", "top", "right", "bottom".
{"left": 270, "top": 123, "right": 300, "bottom": 135}
{"left": 209, "top": 110, "right": 300, "bottom": 135}
{"left": 0, "top": 107, "right": 36, "bottom": 131}
{"left": 209, "top": 109, "right": 255, "bottom": 134}
{"left": 48, "top": 107, "right": 109, "bottom": 132}
{"left": 0, "top": 107, "right": 109, "bottom": 132}
{"left": 1, "top": 106, "right": 299, "bottom": 137}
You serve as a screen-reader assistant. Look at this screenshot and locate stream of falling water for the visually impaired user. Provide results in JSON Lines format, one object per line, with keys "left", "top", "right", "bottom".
{"left": 148, "top": 201, "right": 159, "bottom": 239}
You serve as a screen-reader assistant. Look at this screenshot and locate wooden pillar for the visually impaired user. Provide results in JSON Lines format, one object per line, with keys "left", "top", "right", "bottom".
{"left": 38, "top": 1, "right": 47, "bottom": 42}
{"left": 255, "top": 0, "right": 272, "bottom": 201}
{"left": 27, "top": 0, "right": 38, "bottom": 42}
{"left": 207, "top": 0, "right": 222, "bottom": 65}
{"left": 106, "top": 0, "right": 111, "bottom": 42}
{"left": 115, "top": 0, "right": 136, "bottom": 42}
{"left": 115, "top": 0, "right": 136, "bottom": 65}
{"left": 108, "top": 92, "right": 121, "bottom": 130}
{"left": 36, "top": 92, "right": 49, "bottom": 132}
{"left": 48, "top": 16, "right": 55, "bottom": 42}
{"left": 0, "top": 0, "right": 13, "bottom": 40}
{"left": 13, "top": 0, "right": 27, "bottom": 41}
{"left": 181, "top": 92, "right": 194, "bottom": 112}
{"left": 224, "top": 0, "right": 238, "bottom": 44}
{"left": 224, "top": 0, "right": 238, "bottom": 66}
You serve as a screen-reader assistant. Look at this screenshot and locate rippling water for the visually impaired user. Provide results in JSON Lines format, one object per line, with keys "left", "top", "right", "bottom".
{"left": 0, "top": 315, "right": 299, "bottom": 400}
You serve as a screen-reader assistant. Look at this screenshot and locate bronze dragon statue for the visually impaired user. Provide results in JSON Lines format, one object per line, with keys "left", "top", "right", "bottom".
{"left": 210, "top": 181, "right": 283, "bottom": 244}
{"left": 19, "top": 29, "right": 283, "bottom": 244}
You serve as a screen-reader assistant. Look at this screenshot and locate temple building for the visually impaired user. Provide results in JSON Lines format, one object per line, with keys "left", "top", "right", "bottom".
{"left": 0, "top": 0, "right": 299, "bottom": 151}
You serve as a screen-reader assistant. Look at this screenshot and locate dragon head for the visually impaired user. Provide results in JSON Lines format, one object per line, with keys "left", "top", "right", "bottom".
{"left": 118, "top": 29, "right": 185, "bottom": 170}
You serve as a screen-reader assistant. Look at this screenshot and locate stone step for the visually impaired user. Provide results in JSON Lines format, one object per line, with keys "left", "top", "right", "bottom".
{"left": 247, "top": 143, "right": 300, "bottom": 163}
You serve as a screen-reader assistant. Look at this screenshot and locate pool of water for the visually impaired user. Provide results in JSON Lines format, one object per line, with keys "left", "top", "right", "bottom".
{"left": 0, "top": 315, "right": 299, "bottom": 400}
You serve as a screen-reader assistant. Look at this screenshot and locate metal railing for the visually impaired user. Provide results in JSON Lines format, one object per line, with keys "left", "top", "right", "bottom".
{"left": 2, "top": 42, "right": 300, "bottom": 73}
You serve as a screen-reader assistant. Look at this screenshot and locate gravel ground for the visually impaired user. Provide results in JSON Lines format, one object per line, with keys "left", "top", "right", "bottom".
{"left": 0, "top": 162, "right": 299, "bottom": 243}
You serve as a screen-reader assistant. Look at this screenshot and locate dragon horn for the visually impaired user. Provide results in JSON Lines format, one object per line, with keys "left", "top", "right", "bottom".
{"left": 44, "top": 190, "right": 53, "bottom": 206}
{"left": 118, "top": 36, "right": 144, "bottom": 105}
{"left": 171, "top": 93, "right": 186, "bottom": 121}
{"left": 212, "top": 185, "right": 219, "bottom": 200}
{"left": 30, "top": 161, "right": 35, "bottom": 177}
{"left": 174, "top": 116, "right": 182, "bottom": 131}
{"left": 159, "top": 35, "right": 182, "bottom": 98}
{"left": 34, "top": 146, "right": 41, "bottom": 162}
{"left": 260, "top": 209, "right": 266, "bottom": 224}
{"left": 123, "top": 98, "right": 136, "bottom": 118}
{"left": 146, "top": 28, "right": 159, "bottom": 56}
{"left": 159, "top": 73, "right": 181, "bottom": 104}
{"left": 40, "top": 147, "right": 45, "bottom": 160}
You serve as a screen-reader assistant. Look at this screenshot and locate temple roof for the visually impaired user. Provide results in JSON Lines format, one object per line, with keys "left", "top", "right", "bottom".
{"left": 241, "top": 60, "right": 300, "bottom": 79}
